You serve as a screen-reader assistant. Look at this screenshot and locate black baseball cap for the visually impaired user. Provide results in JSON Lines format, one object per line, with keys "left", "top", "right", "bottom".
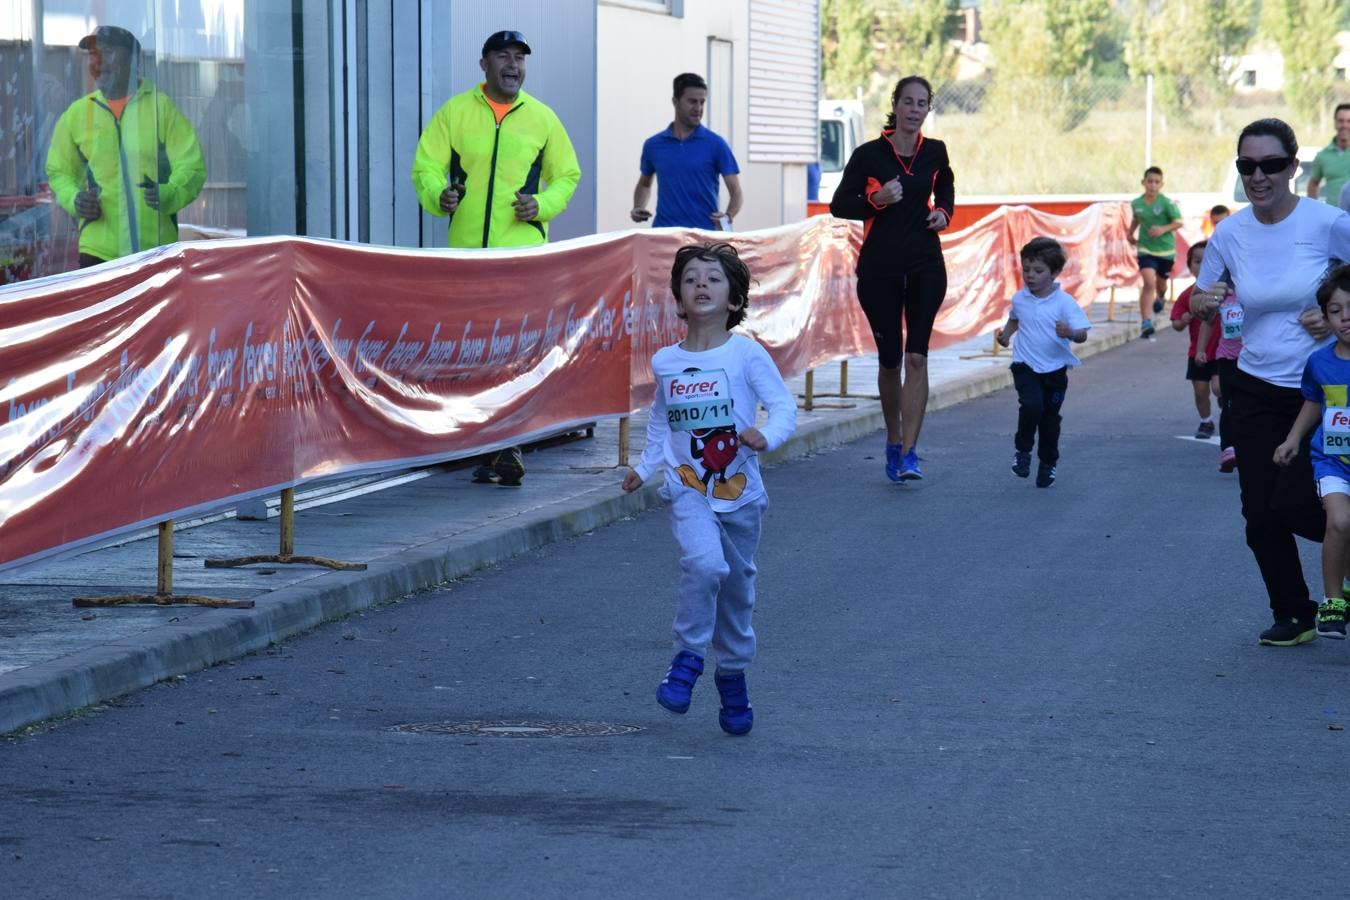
{"left": 78, "top": 25, "right": 141, "bottom": 55}
{"left": 482, "top": 30, "right": 530, "bottom": 56}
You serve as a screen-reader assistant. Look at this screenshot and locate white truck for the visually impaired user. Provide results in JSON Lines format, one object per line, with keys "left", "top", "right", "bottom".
{"left": 818, "top": 99, "right": 866, "bottom": 201}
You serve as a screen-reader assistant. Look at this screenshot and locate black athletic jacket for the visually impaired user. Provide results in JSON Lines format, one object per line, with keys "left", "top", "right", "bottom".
{"left": 829, "top": 131, "right": 955, "bottom": 276}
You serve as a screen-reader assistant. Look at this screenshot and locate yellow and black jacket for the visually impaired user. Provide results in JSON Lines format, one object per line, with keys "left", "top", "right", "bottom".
{"left": 411, "top": 85, "right": 581, "bottom": 248}
{"left": 46, "top": 79, "right": 206, "bottom": 262}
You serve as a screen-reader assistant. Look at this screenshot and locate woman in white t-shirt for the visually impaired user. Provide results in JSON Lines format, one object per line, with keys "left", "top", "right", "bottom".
{"left": 1191, "top": 118, "right": 1350, "bottom": 647}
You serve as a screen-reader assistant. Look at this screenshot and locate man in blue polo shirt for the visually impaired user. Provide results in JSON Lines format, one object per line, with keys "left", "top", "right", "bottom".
{"left": 631, "top": 73, "right": 742, "bottom": 229}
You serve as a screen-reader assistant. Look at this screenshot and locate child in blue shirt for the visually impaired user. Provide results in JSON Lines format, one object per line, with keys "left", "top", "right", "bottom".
{"left": 1274, "top": 264, "right": 1350, "bottom": 639}
{"left": 995, "top": 237, "right": 1092, "bottom": 487}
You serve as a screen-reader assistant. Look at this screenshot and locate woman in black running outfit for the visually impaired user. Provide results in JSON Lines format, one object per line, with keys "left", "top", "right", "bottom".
{"left": 830, "top": 76, "right": 954, "bottom": 483}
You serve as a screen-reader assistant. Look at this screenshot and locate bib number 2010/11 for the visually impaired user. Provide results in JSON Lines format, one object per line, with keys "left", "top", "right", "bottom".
{"left": 669, "top": 402, "right": 732, "bottom": 428}
{"left": 663, "top": 369, "right": 734, "bottom": 432}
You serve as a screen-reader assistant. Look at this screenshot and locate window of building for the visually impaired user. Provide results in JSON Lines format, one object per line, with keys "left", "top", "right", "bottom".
{"left": 0, "top": 1, "right": 296, "bottom": 284}
{"left": 820, "top": 120, "right": 843, "bottom": 173}
{"left": 1241, "top": 70, "right": 1256, "bottom": 88}
{"left": 707, "top": 38, "right": 733, "bottom": 143}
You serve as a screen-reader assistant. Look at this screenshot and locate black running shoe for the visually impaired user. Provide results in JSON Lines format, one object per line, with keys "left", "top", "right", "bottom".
{"left": 1258, "top": 617, "right": 1317, "bottom": 646}
{"left": 493, "top": 447, "right": 526, "bottom": 486}
{"left": 1012, "top": 451, "right": 1031, "bottom": 478}
{"left": 1140, "top": 320, "right": 1155, "bottom": 339}
{"left": 1035, "top": 463, "right": 1056, "bottom": 488}
{"left": 471, "top": 464, "right": 497, "bottom": 484}
{"left": 1195, "top": 421, "right": 1215, "bottom": 440}
{"left": 1152, "top": 297, "right": 1165, "bottom": 315}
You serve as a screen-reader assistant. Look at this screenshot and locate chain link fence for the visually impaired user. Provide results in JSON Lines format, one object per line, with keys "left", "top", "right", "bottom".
{"left": 860, "top": 75, "right": 1350, "bottom": 196}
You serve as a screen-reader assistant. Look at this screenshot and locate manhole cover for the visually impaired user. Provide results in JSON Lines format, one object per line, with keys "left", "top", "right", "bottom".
{"left": 388, "top": 720, "right": 641, "bottom": 738}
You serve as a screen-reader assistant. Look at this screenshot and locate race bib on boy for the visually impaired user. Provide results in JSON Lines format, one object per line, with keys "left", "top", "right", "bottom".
{"left": 1323, "top": 406, "right": 1350, "bottom": 453}
{"left": 1221, "top": 305, "right": 1243, "bottom": 340}
{"left": 663, "top": 369, "right": 734, "bottom": 432}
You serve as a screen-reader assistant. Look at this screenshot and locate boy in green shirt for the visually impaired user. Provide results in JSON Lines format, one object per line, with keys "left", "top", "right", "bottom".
{"left": 1128, "top": 166, "right": 1183, "bottom": 339}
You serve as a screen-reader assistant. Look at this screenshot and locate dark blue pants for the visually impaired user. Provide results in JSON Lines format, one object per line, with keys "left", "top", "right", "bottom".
{"left": 1011, "top": 363, "right": 1068, "bottom": 464}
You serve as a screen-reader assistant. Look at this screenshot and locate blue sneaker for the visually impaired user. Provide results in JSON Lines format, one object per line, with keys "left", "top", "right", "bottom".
{"left": 657, "top": 650, "right": 704, "bottom": 714}
{"left": 898, "top": 449, "right": 923, "bottom": 481}
{"left": 714, "top": 669, "right": 753, "bottom": 735}
{"left": 884, "top": 442, "right": 903, "bottom": 482}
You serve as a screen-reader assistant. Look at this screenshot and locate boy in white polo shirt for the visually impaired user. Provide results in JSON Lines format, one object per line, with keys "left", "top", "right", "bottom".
{"left": 996, "top": 237, "right": 1092, "bottom": 487}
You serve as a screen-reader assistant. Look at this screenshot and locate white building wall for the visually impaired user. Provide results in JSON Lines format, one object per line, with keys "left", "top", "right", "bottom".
{"left": 1231, "top": 33, "right": 1350, "bottom": 96}
{"left": 595, "top": 0, "right": 813, "bottom": 236}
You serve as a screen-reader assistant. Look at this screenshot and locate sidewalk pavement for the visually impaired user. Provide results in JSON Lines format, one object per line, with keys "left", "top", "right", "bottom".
{"left": 0, "top": 296, "right": 1152, "bottom": 734}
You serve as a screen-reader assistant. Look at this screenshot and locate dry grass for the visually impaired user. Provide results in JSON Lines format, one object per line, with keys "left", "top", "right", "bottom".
{"left": 927, "top": 99, "right": 1322, "bottom": 196}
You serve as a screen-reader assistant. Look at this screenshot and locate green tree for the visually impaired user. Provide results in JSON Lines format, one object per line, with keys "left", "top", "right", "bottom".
{"left": 1127, "top": 0, "right": 1256, "bottom": 116}
{"left": 821, "top": 0, "right": 873, "bottom": 99}
{"left": 983, "top": 0, "right": 1120, "bottom": 131}
{"left": 872, "top": 0, "right": 960, "bottom": 90}
{"left": 1259, "top": 0, "right": 1341, "bottom": 131}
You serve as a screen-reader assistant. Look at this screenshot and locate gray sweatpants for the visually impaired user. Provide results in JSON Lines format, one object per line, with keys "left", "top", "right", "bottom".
{"left": 667, "top": 489, "right": 767, "bottom": 671}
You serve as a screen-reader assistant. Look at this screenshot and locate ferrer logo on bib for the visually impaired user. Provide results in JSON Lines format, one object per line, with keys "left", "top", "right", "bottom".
{"left": 664, "top": 369, "right": 734, "bottom": 432}
{"left": 1324, "top": 406, "right": 1350, "bottom": 453}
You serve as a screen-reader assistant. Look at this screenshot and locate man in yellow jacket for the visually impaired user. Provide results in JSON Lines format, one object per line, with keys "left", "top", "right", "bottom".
{"left": 411, "top": 29, "right": 582, "bottom": 484}
{"left": 46, "top": 25, "right": 206, "bottom": 267}
{"left": 411, "top": 29, "right": 581, "bottom": 249}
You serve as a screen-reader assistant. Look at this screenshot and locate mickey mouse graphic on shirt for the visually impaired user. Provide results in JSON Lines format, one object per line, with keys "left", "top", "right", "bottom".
{"left": 666, "top": 366, "right": 749, "bottom": 501}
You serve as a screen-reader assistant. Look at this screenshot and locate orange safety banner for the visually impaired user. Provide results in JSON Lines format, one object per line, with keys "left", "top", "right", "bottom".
{"left": 846, "top": 200, "right": 1136, "bottom": 353}
{"left": 0, "top": 237, "right": 633, "bottom": 571}
{"left": 0, "top": 205, "right": 1134, "bottom": 572}
{"left": 627, "top": 216, "right": 872, "bottom": 407}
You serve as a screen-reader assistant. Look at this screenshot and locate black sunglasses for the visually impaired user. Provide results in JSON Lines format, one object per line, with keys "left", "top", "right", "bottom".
{"left": 1235, "top": 156, "right": 1294, "bottom": 176}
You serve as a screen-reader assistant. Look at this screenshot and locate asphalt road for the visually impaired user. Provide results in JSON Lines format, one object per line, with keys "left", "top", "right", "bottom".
{"left": 3, "top": 332, "right": 1346, "bottom": 899}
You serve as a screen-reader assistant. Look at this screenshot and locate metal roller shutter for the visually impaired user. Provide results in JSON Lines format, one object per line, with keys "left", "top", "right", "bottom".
{"left": 748, "top": 0, "right": 819, "bottom": 163}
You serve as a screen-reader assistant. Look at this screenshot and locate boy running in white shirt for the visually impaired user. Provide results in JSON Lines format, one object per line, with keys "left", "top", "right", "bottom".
{"left": 996, "top": 237, "right": 1092, "bottom": 487}
{"left": 623, "top": 241, "right": 796, "bottom": 735}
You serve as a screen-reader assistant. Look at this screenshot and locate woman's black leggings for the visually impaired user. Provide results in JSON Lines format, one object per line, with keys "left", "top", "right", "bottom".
{"left": 855, "top": 260, "right": 947, "bottom": 368}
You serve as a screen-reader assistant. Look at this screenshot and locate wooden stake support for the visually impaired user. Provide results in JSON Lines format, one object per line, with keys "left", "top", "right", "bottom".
{"left": 204, "top": 488, "right": 366, "bottom": 571}
{"left": 958, "top": 329, "right": 1006, "bottom": 361}
{"left": 1108, "top": 285, "right": 1116, "bottom": 322}
{"left": 73, "top": 520, "right": 256, "bottom": 609}
{"left": 799, "top": 360, "right": 870, "bottom": 408}
{"left": 618, "top": 416, "right": 630, "bottom": 467}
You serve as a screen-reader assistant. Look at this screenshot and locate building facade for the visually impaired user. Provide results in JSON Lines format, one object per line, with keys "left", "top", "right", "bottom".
{"left": 0, "top": 0, "right": 818, "bottom": 283}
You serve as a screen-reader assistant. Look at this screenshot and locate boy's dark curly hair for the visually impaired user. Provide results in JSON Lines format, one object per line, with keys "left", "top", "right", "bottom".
{"left": 1317, "top": 263, "right": 1350, "bottom": 311}
{"left": 1019, "top": 236, "right": 1067, "bottom": 275}
{"left": 669, "top": 241, "right": 751, "bottom": 329}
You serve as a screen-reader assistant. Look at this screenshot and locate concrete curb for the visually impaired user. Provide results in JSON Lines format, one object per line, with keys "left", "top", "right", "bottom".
{"left": 0, "top": 321, "right": 1138, "bottom": 734}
